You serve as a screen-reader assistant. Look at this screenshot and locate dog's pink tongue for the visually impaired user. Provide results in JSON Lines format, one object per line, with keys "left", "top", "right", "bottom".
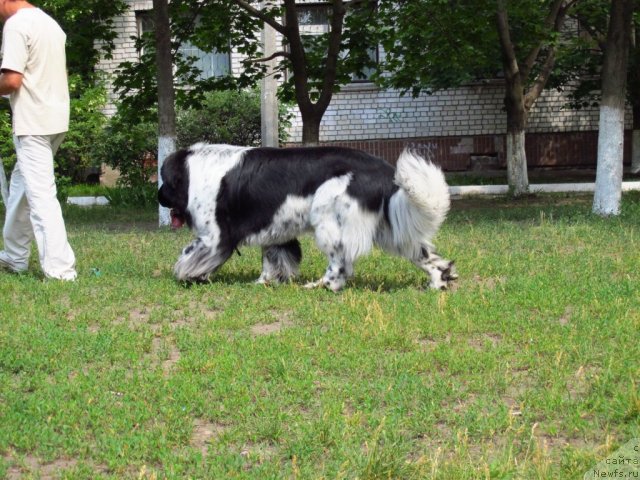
{"left": 170, "top": 210, "right": 184, "bottom": 229}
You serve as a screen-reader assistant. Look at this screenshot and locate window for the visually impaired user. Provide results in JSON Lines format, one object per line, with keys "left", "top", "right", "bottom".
{"left": 295, "top": 3, "right": 378, "bottom": 83}
{"left": 135, "top": 10, "right": 230, "bottom": 80}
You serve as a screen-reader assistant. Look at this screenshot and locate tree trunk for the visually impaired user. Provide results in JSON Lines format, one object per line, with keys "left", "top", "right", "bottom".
{"left": 630, "top": 25, "right": 639, "bottom": 174}
{"left": 301, "top": 111, "right": 322, "bottom": 146}
{"left": 593, "top": 0, "right": 634, "bottom": 216}
{"left": 153, "top": 0, "right": 177, "bottom": 227}
{"left": 503, "top": 78, "right": 530, "bottom": 196}
{"left": 632, "top": 103, "right": 640, "bottom": 174}
{"left": 0, "top": 159, "right": 8, "bottom": 206}
{"left": 506, "top": 129, "right": 529, "bottom": 195}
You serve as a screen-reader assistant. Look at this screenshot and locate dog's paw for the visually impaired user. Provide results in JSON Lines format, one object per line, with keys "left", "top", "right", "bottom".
{"left": 304, "top": 279, "right": 324, "bottom": 289}
{"left": 304, "top": 278, "right": 345, "bottom": 292}
{"left": 428, "top": 260, "right": 458, "bottom": 291}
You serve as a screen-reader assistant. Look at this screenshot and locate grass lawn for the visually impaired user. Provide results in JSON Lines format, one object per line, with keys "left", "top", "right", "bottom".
{"left": 0, "top": 193, "right": 639, "bottom": 479}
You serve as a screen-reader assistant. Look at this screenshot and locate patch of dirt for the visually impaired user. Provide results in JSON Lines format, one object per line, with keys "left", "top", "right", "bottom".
{"left": 473, "top": 274, "right": 508, "bottom": 291}
{"left": 129, "top": 307, "right": 150, "bottom": 324}
{"left": 250, "top": 320, "right": 293, "bottom": 336}
{"left": 566, "top": 365, "right": 599, "bottom": 400}
{"left": 467, "top": 333, "right": 502, "bottom": 351}
{"left": 250, "top": 310, "right": 295, "bottom": 336}
{"left": 558, "top": 306, "right": 574, "bottom": 326}
{"left": 4, "top": 454, "right": 79, "bottom": 480}
{"left": 191, "top": 419, "right": 227, "bottom": 457}
{"left": 162, "top": 344, "right": 182, "bottom": 376}
{"left": 238, "top": 441, "right": 278, "bottom": 470}
{"left": 417, "top": 333, "right": 451, "bottom": 351}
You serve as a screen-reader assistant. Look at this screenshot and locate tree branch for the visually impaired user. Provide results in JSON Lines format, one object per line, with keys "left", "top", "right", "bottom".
{"left": 251, "top": 50, "right": 290, "bottom": 63}
{"left": 524, "top": 49, "right": 556, "bottom": 110}
{"left": 524, "top": 0, "right": 576, "bottom": 109}
{"left": 522, "top": 0, "right": 576, "bottom": 79}
{"left": 282, "top": 0, "right": 312, "bottom": 112}
{"left": 496, "top": 4, "right": 519, "bottom": 84}
{"left": 317, "top": 0, "right": 347, "bottom": 111}
{"left": 230, "top": 0, "right": 287, "bottom": 36}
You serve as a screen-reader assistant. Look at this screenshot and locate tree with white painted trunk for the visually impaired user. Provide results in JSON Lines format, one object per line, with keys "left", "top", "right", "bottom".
{"left": 153, "top": 0, "right": 176, "bottom": 227}
{"left": 593, "top": 0, "right": 635, "bottom": 216}
{"left": 557, "top": 1, "right": 639, "bottom": 175}
{"left": 378, "top": 0, "right": 578, "bottom": 197}
{"left": 496, "top": 0, "right": 577, "bottom": 196}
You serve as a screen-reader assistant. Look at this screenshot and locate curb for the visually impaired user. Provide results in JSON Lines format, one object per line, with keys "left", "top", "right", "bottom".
{"left": 65, "top": 182, "right": 640, "bottom": 205}
{"left": 449, "top": 181, "right": 640, "bottom": 198}
{"left": 67, "top": 196, "right": 109, "bottom": 206}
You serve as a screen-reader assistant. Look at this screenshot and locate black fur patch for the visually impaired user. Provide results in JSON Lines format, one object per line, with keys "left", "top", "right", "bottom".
{"left": 214, "top": 147, "right": 399, "bottom": 247}
{"left": 158, "top": 149, "right": 193, "bottom": 227}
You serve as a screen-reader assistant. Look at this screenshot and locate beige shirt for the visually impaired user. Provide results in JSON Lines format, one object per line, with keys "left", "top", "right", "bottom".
{"left": 1, "top": 8, "right": 70, "bottom": 135}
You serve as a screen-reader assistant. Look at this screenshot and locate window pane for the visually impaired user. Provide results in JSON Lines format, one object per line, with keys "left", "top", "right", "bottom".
{"left": 135, "top": 10, "right": 230, "bottom": 80}
{"left": 297, "top": 5, "right": 331, "bottom": 26}
{"left": 295, "top": 3, "right": 378, "bottom": 83}
{"left": 179, "top": 43, "right": 230, "bottom": 79}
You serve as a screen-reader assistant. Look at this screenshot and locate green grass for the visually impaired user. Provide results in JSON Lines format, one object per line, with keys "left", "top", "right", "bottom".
{"left": 1, "top": 194, "right": 639, "bottom": 479}
{"left": 66, "top": 184, "right": 109, "bottom": 197}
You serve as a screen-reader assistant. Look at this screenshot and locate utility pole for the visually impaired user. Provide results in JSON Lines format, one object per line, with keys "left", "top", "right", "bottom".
{"left": 261, "top": 2, "right": 279, "bottom": 148}
{"left": 153, "top": 0, "right": 175, "bottom": 226}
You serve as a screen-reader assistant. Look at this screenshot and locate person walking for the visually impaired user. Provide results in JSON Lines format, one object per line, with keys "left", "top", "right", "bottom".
{"left": 0, "top": 0, "right": 76, "bottom": 281}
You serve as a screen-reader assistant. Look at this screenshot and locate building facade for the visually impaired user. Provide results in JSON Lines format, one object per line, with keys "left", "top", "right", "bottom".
{"left": 96, "top": 1, "right": 632, "bottom": 170}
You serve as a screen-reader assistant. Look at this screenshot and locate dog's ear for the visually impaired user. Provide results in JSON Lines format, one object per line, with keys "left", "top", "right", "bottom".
{"left": 162, "top": 149, "right": 191, "bottom": 185}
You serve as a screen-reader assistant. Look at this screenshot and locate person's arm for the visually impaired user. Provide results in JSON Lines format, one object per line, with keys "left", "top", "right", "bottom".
{"left": 0, "top": 69, "right": 23, "bottom": 95}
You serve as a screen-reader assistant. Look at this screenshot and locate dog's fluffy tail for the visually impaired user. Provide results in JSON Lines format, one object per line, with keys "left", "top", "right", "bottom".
{"left": 388, "top": 149, "right": 450, "bottom": 256}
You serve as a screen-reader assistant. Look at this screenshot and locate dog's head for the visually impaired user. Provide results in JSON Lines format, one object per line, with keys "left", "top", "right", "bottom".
{"left": 158, "top": 149, "right": 192, "bottom": 229}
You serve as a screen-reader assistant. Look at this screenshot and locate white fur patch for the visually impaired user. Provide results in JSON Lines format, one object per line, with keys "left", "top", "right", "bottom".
{"left": 244, "top": 195, "right": 313, "bottom": 246}
{"left": 187, "top": 144, "right": 250, "bottom": 239}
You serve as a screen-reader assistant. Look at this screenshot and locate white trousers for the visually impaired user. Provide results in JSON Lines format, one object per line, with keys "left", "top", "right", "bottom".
{"left": 2, "top": 134, "right": 76, "bottom": 280}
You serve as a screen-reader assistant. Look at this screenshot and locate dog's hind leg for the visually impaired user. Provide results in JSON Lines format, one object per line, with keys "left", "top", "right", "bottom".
{"left": 305, "top": 240, "right": 352, "bottom": 292}
{"left": 412, "top": 245, "right": 458, "bottom": 290}
{"left": 257, "top": 239, "right": 302, "bottom": 285}
{"left": 174, "top": 237, "right": 233, "bottom": 282}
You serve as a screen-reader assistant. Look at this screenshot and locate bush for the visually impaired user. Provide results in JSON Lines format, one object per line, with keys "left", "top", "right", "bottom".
{"left": 0, "top": 106, "right": 16, "bottom": 179}
{"left": 104, "top": 184, "right": 157, "bottom": 207}
{"left": 176, "top": 89, "right": 262, "bottom": 148}
{"left": 92, "top": 110, "right": 157, "bottom": 189}
{"left": 0, "top": 77, "right": 106, "bottom": 202}
{"left": 57, "top": 75, "right": 109, "bottom": 182}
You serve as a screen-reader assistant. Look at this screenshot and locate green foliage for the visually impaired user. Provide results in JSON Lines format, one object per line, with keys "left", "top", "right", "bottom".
{"left": 275, "top": 3, "right": 379, "bottom": 104}
{"left": 376, "top": 0, "right": 581, "bottom": 96}
{"left": 176, "top": 89, "right": 293, "bottom": 148}
{"left": 56, "top": 76, "right": 108, "bottom": 183}
{"left": 176, "top": 88, "right": 293, "bottom": 148}
{"left": 40, "top": 0, "right": 129, "bottom": 82}
{"left": 376, "top": 0, "right": 500, "bottom": 96}
{"left": 92, "top": 110, "right": 157, "bottom": 188}
{"left": 552, "top": 0, "right": 640, "bottom": 110}
{"left": 104, "top": 184, "right": 158, "bottom": 207}
{"left": 0, "top": 78, "right": 106, "bottom": 195}
{"left": 112, "top": 0, "right": 381, "bottom": 125}
{"left": 0, "top": 105, "right": 16, "bottom": 178}
{"left": 176, "top": 89, "right": 262, "bottom": 148}
{"left": 113, "top": 0, "right": 263, "bottom": 123}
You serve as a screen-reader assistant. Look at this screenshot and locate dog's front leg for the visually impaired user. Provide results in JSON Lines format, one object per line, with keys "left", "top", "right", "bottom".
{"left": 174, "top": 237, "right": 232, "bottom": 282}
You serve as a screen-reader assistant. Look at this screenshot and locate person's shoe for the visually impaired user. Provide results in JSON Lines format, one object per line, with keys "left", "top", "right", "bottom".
{"left": 0, "top": 251, "right": 28, "bottom": 274}
{"left": 44, "top": 269, "right": 77, "bottom": 282}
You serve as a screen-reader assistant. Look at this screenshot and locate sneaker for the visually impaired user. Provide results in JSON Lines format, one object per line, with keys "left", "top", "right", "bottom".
{"left": 0, "top": 250, "right": 28, "bottom": 274}
{"left": 46, "top": 271, "right": 77, "bottom": 282}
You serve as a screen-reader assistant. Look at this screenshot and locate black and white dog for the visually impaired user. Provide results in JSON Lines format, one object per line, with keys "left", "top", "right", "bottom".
{"left": 158, "top": 143, "right": 457, "bottom": 291}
